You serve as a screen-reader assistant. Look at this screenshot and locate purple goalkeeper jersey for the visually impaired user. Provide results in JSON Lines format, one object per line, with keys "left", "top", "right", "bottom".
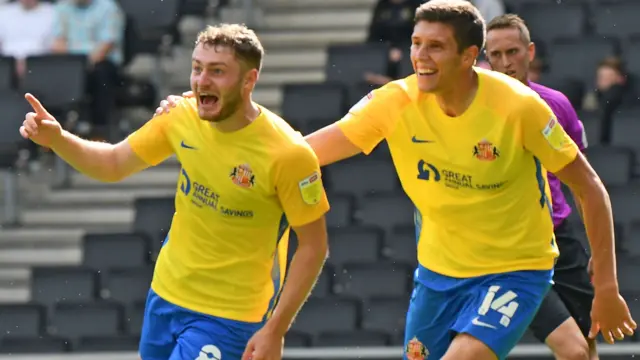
{"left": 529, "top": 81, "right": 587, "bottom": 228}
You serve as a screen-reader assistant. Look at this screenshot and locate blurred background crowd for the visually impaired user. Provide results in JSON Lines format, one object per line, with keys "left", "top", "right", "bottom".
{"left": 0, "top": 0, "right": 639, "bottom": 359}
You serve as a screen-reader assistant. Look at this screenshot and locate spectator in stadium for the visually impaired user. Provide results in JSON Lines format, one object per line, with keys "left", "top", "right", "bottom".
{"left": 594, "top": 57, "right": 634, "bottom": 144}
{"left": 468, "top": 0, "right": 505, "bottom": 23}
{"left": 51, "top": 0, "right": 125, "bottom": 139}
{"left": 365, "top": 0, "right": 422, "bottom": 85}
{"left": 0, "top": 0, "right": 56, "bottom": 78}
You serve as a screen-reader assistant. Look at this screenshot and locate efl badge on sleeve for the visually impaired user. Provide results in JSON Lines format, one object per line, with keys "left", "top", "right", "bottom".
{"left": 349, "top": 91, "right": 374, "bottom": 113}
{"left": 298, "top": 172, "right": 322, "bottom": 205}
{"left": 542, "top": 116, "right": 567, "bottom": 150}
{"left": 405, "top": 337, "right": 428, "bottom": 360}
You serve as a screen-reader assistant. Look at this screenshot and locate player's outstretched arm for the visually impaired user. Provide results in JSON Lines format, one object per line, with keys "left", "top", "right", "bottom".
{"left": 305, "top": 88, "right": 400, "bottom": 166}
{"left": 304, "top": 124, "right": 362, "bottom": 166}
{"left": 19, "top": 93, "right": 149, "bottom": 182}
{"left": 521, "top": 95, "right": 636, "bottom": 344}
{"left": 152, "top": 93, "right": 363, "bottom": 166}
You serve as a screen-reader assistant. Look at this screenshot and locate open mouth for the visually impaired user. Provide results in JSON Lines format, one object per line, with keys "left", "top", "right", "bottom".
{"left": 505, "top": 70, "right": 517, "bottom": 77}
{"left": 198, "top": 93, "right": 219, "bottom": 106}
{"left": 417, "top": 69, "right": 438, "bottom": 77}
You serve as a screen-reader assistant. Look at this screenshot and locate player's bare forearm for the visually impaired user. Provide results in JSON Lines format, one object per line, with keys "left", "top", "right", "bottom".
{"left": 304, "top": 124, "right": 361, "bottom": 166}
{"left": 51, "top": 131, "right": 146, "bottom": 182}
{"left": 263, "top": 217, "right": 329, "bottom": 337}
{"left": 555, "top": 153, "right": 617, "bottom": 291}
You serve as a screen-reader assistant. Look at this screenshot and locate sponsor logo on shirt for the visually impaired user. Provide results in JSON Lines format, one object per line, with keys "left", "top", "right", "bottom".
{"left": 180, "top": 168, "right": 253, "bottom": 218}
{"left": 417, "top": 160, "right": 506, "bottom": 190}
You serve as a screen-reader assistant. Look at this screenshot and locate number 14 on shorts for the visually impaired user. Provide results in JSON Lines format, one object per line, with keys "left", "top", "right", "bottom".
{"left": 477, "top": 285, "right": 519, "bottom": 328}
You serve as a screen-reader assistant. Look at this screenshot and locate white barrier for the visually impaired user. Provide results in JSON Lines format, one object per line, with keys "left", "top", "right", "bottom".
{"left": 0, "top": 344, "right": 639, "bottom": 360}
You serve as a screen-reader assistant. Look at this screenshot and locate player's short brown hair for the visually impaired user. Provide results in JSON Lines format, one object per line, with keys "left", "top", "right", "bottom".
{"left": 414, "top": 0, "right": 485, "bottom": 53}
{"left": 196, "top": 23, "right": 264, "bottom": 72}
{"left": 486, "top": 14, "right": 532, "bottom": 45}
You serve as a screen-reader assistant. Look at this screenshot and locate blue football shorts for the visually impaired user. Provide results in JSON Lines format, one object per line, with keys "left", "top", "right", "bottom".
{"left": 139, "top": 289, "right": 264, "bottom": 360}
{"left": 404, "top": 266, "right": 553, "bottom": 360}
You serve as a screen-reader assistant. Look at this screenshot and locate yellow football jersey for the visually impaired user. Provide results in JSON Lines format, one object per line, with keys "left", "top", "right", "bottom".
{"left": 127, "top": 98, "right": 330, "bottom": 322}
{"left": 337, "top": 68, "right": 578, "bottom": 278}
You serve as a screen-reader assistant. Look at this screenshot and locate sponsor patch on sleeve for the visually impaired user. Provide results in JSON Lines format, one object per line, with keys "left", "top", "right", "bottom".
{"left": 541, "top": 116, "right": 567, "bottom": 150}
{"left": 298, "top": 172, "right": 322, "bottom": 205}
{"left": 349, "top": 92, "right": 374, "bottom": 113}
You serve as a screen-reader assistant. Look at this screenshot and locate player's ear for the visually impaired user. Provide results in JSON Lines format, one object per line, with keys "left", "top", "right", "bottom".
{"left": 243, "top": 68, "right": 259, "bottom": 90}
{"left": 463, "top": 46, "right": 480, "bottom": 67}
{"left": 528, "top": 42, "right": 536, "bottom": 62}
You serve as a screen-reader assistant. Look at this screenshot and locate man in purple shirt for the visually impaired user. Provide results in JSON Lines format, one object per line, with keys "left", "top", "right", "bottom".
{"left": 486, "top": 14, "right": 597, "bottom": 360}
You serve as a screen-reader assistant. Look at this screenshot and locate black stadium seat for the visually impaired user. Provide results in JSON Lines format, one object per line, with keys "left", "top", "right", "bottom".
{"left": 50, "top": 302, "right": 124, "bottom": 339}
{"left": 593, "top": 1, "right": 640, "bottom": 38}
{"left": 133, "top": 197, "right": 175, "bottom": 257}
{"left": 337, "top": 262, "right": 413, "bottom": 299}
{"left": 0, "top": 304, "right": 45, "bottom": 338}
{"left": 0, "top": 91, "right": 32, "bottom": 169}
{"left": 325, "top": 43, "right": 389, "bottom": 86}
{"left": 281, "top": 83, "right": 346, "bottom": 130}
{"left": 361, "top": 297, "right": 409, "bottom": 339}
{"left": 83, "top": 232, "right": 149, "bottom": 271}
{"left": 547, "top": 38, "right": 617, "bottom": 85}
{"left": 520, "top": 3, "right": 586, "bottom": 44}
{"left": 327, "top": 227, "right": 382, "bottom": 268}
{"left": 100, "top": 267, "right": 153, "bottom": 304}
{"left": 326, "top": 157, "right": 399, "bottom": 197}
{"left": 0, "top": 337, "right": 70, "bottom": 354}
{"left": 291, "top": 298, "right": 359, "bottom": 336}
{"left": 0, "top": 56, "right": 15, "bottom": 92}
{"left": 31, "top": 267, "right": 97, "bottom": 306}
{"left": 316, "top": 331, "right": 390, "bottom": 347}
{"left": 22, "top": 54, "right": 87, "bottom": 112}
{"left": 585, "top": 146, "right": 634, "bottom": 187}
{"left": 356, "top": 194, "right": 415, "bottom": 233}
{"left": 76, "top": 335, "right": 140, "bottom": 352}
{"left": 117, "top": 0, "right": 181, "bottom": 54}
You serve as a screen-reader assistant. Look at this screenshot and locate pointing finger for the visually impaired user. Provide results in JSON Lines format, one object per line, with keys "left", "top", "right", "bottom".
{"left": 25, "top": 93, "right": 49, "bottom": 117}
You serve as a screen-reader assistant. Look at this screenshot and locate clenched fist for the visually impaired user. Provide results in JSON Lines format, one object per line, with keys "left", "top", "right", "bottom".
{"left": 19, "top": 93, "right": 63, "bottom": 148}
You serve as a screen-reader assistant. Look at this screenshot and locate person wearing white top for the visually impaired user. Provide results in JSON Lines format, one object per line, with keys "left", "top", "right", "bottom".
{"left": 0, "top": 0, "right": 56, "bottom": 77}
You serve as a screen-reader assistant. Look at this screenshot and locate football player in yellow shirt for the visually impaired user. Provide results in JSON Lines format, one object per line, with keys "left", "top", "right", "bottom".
{"left": 19, "top": 24, "right": 330, "bottom": 360}
{"left": 155, "top": 1, "right": 636, "bottom": 359}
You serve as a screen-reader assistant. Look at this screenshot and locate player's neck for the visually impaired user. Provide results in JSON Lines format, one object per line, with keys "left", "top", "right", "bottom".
{"left": 434, "top": 70, "right": 479, "bottom": 117}
{"left": 213, "top": 100, "right": 261, "bottom": 133}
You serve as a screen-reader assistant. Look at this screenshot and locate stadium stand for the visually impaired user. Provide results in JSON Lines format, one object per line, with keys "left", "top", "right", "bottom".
{"left": 1, "top": 0, "right": 640, "bottom": 359}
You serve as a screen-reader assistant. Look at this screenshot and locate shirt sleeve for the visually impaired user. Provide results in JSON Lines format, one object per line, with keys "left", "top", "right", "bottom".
{"left": 97, "top": 2, "right": 124, "bottom": 44}
{"left": 51, "top": 4, "right": 65, "bottom": 39}
{"left": 521, "top": 94, "right": 579, "bottom": 173}
{"left": 126, "top": 105, "right": 181, "bottom": 166}
{"left": 274, "top": 142, "right": 330, "bottom": 227}
{"left": 554, "top": 94, "right": 588, "bottom": 151}
{"left": 336, "top": 84, "right": 400, "bottom": 155}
